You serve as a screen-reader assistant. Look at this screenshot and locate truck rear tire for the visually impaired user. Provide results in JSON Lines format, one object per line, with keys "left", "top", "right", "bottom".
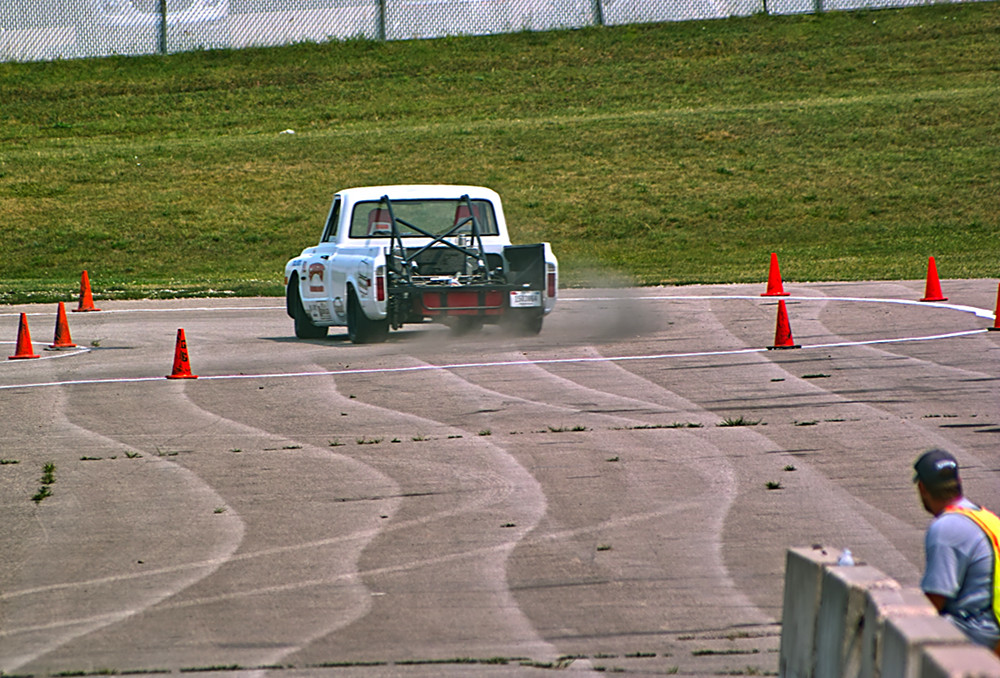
{"left": 288, "top": 281, "right": 328, "bottom": 339}
{"left": 347, "top": 287, "right": 389, "bottom": 344}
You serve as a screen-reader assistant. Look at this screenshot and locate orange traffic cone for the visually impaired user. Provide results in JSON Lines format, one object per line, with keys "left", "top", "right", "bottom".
{"left": 48, "top": 302, "right": 77, "bottom": 349}
{"left": 989, "top": 283, "right": 1000, "bottom": 332}
{"left": 920, "top": 257, "right": 948, "bottom": 302}
{"left": 768, "top": 300, "right": 801, "bottom": 350}
{"left": 9, "top": 313, "right": 40, "bottom": 360}
{"left": 166, "top": 328, "right": 198, "bottom": 379}
{"left": 761, "top": 253, "right": 790, "bottom": 297}
{"left": 73, "top": 270, "right": 102, "bottom": 312}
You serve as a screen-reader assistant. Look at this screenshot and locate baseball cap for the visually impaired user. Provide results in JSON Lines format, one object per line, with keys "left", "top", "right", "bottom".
{"left": 913, "top": 449, "right": 960, "bottom": 488}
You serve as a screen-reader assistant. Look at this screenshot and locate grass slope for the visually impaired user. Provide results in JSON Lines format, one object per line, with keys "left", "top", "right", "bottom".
{"left": 1, "top": 2, "right": 998, "bottom": 302}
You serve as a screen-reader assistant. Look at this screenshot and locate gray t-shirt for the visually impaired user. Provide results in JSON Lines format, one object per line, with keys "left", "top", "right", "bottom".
{"left": 921, "top": 497, "right": 1000, "bottom": 648}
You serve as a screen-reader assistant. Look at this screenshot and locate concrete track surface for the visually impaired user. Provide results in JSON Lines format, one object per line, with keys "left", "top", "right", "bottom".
{"left": 1, "top": 281, "right": 998, "bottom": 677}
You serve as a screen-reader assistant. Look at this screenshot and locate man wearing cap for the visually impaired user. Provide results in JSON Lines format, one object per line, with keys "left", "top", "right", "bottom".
{"left": 914, "top": 448, "right": 1000, "bottom": 653}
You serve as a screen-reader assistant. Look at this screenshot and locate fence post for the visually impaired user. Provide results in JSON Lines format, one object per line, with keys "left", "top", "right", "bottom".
{"left": 159, "top": 0, "right": 168, "bottom": 54}
{"left": 592, "top": 0, "right": 605, "bottom": 26}
{"left": 377, "top": 0, "right": 387, "bottom": 40}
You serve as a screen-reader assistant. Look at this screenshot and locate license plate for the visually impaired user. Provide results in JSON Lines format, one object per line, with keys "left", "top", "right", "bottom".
{"left": 509, "top": 290, "right": 541, "bottom": 308}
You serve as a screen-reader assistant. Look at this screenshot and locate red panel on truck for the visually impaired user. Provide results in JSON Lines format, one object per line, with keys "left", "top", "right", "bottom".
{"left": 421, "top": 290, "right": 504, "bottom": 316}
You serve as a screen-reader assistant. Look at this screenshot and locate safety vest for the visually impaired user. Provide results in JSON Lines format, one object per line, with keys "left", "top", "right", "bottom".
{"left": 944, "top": 504, "right": 1000, "bottom": 628}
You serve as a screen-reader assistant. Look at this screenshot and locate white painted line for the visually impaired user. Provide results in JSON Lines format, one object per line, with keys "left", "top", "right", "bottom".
{"left": 0, "top": 306, "right": 283, "bottom": 319}
{"left": 2, "top": 295, "right": 994, "bottom": 319}
{"left": 0, "top": 329, "right": 987, "bottom": 392}
{"left": 0, "top": 376, "right": 164, "bottom": 390}
{"left": 1, "top": 294, "right": 993, "bottom": 389}
{"left": 561, "top": 295, "right": 996, "bottom": 320}
{"left": 804, "top": 328, "right": 988, "bottom": 349}
{"left": 0, "top": 346, "right": 91, "bottom": 360}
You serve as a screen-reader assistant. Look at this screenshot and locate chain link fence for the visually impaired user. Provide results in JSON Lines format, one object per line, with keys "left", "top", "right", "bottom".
{"left": 0, "top": 0, "right": 965, "bottom": 62}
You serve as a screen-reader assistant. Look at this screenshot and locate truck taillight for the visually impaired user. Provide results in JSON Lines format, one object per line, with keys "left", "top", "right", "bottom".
{"left": 546, "top": 264, "right": 557, "bottom": 298}
{"left": 375, "top": 265, "right": 386, "bottom": 302}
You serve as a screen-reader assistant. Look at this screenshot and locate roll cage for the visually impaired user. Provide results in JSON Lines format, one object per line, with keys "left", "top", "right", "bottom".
{"left": 376, "top": 194, "right": 506, "bottom": 287}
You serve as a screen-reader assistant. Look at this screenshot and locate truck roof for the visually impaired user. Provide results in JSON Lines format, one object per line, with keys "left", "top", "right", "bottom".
{"left": 336, "top": 185, "right": 502, "bottom": 203}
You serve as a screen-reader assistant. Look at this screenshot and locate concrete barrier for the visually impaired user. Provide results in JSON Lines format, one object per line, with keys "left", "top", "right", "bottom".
{"left": 922, "top": 645, "right": 1000, "bottom": 678}
{"left": 779, "top": 546, "right": 1000, "bottom": 678}
{"left": 862, "top": 587, "right": 939, "bottom": 678}
{"left": 816, "top": 564, "right": 900, "bottom": 678}
{"left": 781, "top": 546, "right": 843, "bottom": 678}
{"left": 882, "top": 614, "right": 970, "bottom": 678}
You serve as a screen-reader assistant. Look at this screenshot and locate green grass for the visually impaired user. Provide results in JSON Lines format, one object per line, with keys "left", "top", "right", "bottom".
{"left": 1, "top": 3, "right": 999, "bottom": 303}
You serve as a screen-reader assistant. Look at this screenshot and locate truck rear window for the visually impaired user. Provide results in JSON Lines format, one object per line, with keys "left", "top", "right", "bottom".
{"left": 349, "top": 199, "right": 499, "bottom": 238}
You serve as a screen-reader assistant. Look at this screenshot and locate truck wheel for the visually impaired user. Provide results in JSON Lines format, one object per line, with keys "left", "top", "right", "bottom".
{"left": 504, "top": 309, "right": 544, "bottom": 336}
{"left": 347, "top": 287, "right": 389, "bottom": 344}
{"left": 288, "top": 281, "right": 328, "bottom": 339}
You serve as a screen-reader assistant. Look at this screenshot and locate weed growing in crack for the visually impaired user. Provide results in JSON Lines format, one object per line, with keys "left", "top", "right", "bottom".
{"left": 692, "top": 648, "right": 760, "bottom": 656}
{"left": 718, "top": 416, "right": 762, "bottom": 427}
{"left": 33, "top": 462, "right": 57, "bottom": 502}
{"left": 180, "top": 665, "right": 243, "bottom": 672}
{"left": 547, "top": 424, "right": 588, "bottom": 433}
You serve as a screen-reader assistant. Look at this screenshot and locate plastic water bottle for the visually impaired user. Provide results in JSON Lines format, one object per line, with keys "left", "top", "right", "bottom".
{"left": 838, "top": 549, "right": 855, "bottom": 566}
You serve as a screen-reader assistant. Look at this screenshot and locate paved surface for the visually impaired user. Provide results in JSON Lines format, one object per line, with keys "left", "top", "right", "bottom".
{"left": 1, "top": 280, "right": 998, "bottom": 677}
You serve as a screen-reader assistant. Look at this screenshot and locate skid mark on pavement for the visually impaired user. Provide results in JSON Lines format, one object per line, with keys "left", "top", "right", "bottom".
{"left": 368, "top": 351, "right": 776, "bottom": 641}
{"left": 10, "top": 380, "right": 403, "bottom": 673}
{"left": 0, "top": 389, "right": 245, "bottom": 674}
{"left": 178, "top": 369, "right": 562, "bottom": 667}
{"left": 482, "top": 307, "right": 931, "bottom": 615}
{"left": 4, "top": 289, "right": 993, "bottom": 674}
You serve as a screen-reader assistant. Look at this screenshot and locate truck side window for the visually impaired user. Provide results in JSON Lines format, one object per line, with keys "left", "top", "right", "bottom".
{"left": 321, "top": 199, "right": 341, "bottom": 242}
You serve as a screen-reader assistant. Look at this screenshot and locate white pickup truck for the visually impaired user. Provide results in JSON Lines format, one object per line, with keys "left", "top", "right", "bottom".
{"left": 284, "top": 185, "right": 558, "bottom": 343}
